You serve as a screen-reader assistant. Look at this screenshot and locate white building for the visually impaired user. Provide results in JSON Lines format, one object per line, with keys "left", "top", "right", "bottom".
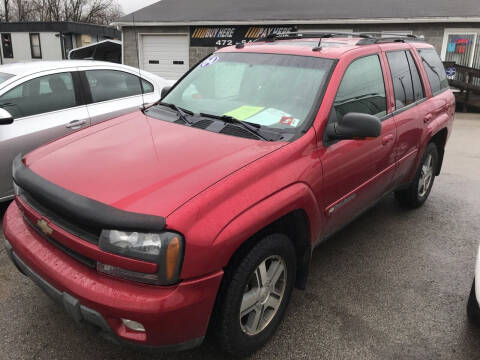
{"left": 0, "top": 22, "right": 120, "bottom": 64}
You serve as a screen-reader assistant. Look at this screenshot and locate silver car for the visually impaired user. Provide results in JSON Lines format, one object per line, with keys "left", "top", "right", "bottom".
{"left": 0, "top": 60, "right": 173, "bottom": 202}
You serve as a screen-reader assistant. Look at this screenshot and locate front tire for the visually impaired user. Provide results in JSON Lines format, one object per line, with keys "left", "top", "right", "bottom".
{"left": 213, "top": 234, "right": 296, "bottom": 357}
{"left": 395, "top": 142, "right": 438, "bottom": 208}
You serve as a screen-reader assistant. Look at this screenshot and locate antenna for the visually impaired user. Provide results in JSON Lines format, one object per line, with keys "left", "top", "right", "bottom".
{"left": 132, "top": 12, "right": 146, "bottom": 111}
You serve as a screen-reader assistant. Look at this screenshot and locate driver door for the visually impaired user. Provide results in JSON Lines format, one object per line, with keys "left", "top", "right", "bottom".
{"left": 320, "top": 53, "right": 397, "bottom": 236}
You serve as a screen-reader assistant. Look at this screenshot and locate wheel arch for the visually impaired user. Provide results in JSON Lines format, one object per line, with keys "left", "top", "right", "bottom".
{"left": 224, "top": 209, "right": 312, "bottom": 291}
{"left": 430, "top": 127, "right": 448, "bottom": 175}
{"left": 213, "top": 183, "right": 321, "bottom": 291}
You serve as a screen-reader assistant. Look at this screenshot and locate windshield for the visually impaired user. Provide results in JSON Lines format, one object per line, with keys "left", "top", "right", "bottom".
{"left": 162, "top": 53, "right": 334, "bottom": 133}
{"left": 0, "top": 72, "right": 14, "bottom": 85}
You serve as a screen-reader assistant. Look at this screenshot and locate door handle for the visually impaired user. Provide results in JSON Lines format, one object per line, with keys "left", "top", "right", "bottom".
{"left": 66, "top": 120, "right": 86, "bottom": 129}
{"left": 424, "top": 114, "right": 433, "bottom": 124}
{"left": 381, "top": 134, "right": 394, "bottom": 145}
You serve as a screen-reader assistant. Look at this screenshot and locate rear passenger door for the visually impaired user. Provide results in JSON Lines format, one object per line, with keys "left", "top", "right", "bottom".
{"left": 385, "top": 48, "right": 429, "bottom": 187}
{"left": 321, "top": 53, "right": 397, "bottom": 236}
{"left": 79, "top": 68, "right": 158, "bottom": 125}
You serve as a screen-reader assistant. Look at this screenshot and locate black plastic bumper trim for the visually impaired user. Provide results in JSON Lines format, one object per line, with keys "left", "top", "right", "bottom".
{"left": 3, "top": 239, "right": 204, "bottom": 353}
{"left": 12, "top": 154, "right": 166, "bottom": 233}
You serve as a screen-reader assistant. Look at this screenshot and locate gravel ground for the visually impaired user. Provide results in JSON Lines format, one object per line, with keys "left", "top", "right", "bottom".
{"left": 1, "top": 113, "right": 480, "bottom": 360}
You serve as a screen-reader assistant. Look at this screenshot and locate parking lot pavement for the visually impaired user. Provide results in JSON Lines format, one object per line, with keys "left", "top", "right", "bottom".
{"left": 1, "top": 113, "right": 480, "bottom": 360}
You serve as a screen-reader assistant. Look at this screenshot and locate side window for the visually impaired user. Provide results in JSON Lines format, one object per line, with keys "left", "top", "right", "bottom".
{"left": 142, "top": 79, "right": 154, "bottom": 93}
{"left": 386, "top": 50, "right": 425, "bottom": 110}
{"left": 0, "top": 72, "right": 76, "bottom": 119}
{"left": 85, "top": 70, "right": 151, "bottom": 103}
{"left": 406, "top": 51, "right": 425, "bottom": 101}
{"left": 417, "top": 48, "right": 449, "bottom": 95}
{"left": 333, "top": 55, "right": 387, "bottom": 121}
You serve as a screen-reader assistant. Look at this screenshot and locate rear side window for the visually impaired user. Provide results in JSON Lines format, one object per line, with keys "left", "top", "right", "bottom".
{"left": 0, "top": 72, "right": 76, "bottom": 118}
{"left": 417, "top": 48, "right": 449, "bottom": 95}
{"left": 406, "top": 51, "right": 424, "bottom": 101}
{"left": 0, "top": 72, "right": 14, "bottom": 85}
{"left": 85, "top": 70, "right": 154, "bottom": 103}
{"left": 333, "top": 54, "right": 387, "bottom": 120}
{"left": 386, "top": 50, "right": 425, "bottom": 110}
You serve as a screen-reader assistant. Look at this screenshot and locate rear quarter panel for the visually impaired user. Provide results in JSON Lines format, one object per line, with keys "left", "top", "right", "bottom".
{"left": 408, "top": 43, "right": 455, "bottom": 180}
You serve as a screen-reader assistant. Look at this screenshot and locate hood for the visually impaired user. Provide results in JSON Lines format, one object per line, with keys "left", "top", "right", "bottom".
{"left": 24, "top": 111, "right": 285, "bottom": 217}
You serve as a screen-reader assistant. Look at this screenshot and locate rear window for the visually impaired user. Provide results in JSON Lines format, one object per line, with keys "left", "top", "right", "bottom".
{"left": 0, "top": 72, "right": 14, "bottom": 85}
{"left": 417, "top": 48, "right": 449, "bottom": 95}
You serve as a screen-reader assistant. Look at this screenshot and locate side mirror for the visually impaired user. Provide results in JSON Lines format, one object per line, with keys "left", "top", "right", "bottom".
{"left": 161, "top": 86, "right": 172, "bottom": 99}
{"left": 0, "top": 108, "right": 14, "bottom": 125}
{"left": 327, "top": 112, "right": 381, "bottom": 140}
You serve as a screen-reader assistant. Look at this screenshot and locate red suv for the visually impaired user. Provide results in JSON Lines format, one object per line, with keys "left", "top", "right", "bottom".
{"left": 3, "top": 33, "right": 454, "bottom": 356}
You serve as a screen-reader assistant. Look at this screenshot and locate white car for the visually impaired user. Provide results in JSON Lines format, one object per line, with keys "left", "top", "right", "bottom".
{"left": 0, "top": 60, "right": 173, "bottom": 202}
{"left": 468, "top": 249, "right": 480, "bottom": 323}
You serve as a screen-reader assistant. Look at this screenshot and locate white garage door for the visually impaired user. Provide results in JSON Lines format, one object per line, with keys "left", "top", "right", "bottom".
{"left": 140, "top": 34, "right": 189, "bottom": 80}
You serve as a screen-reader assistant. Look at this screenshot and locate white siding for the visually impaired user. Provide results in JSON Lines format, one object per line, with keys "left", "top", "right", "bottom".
{"left": 1, "top": 32, "right": 63, "bottom": 63}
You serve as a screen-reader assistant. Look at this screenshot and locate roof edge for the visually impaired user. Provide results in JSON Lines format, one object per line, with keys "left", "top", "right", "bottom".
{"left": 112, "top": 16, "right": 480, "bottom": 28}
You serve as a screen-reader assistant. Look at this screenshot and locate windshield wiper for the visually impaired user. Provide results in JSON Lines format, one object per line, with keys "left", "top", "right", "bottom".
{"left": 158, "top": 102, "right": 194, "bottom": 125}
{"left": 199, "top": 112, "right": 270, "bottom": 141}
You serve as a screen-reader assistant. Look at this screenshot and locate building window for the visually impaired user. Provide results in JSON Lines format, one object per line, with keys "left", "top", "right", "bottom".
{"left": 1, "top": 33, "right": 14, "bottom": 58}
{"left": 29, "top": 33, "right": 42, "bottom": 59}
{"left": 441, "top": 30, "right": 479, "bottom": 68}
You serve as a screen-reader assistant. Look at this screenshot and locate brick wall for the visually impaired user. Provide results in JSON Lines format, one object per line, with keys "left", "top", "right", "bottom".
{"left": 190, "top": 46, "right": 217, "bottom": 66}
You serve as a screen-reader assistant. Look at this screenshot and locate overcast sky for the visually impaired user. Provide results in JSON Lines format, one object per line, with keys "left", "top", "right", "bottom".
{"left": 118, "top": 0, "right": 160, "bottom": 15}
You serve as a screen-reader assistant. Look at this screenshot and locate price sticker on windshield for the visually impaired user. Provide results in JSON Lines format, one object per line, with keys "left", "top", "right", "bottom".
{"left": 201, "top": 56, "right": 219, "bottom": 67}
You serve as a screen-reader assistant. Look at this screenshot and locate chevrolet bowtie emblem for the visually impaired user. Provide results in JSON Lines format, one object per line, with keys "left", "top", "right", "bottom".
{"left": 37, "top": 219, "right": 53, "bottom": 236}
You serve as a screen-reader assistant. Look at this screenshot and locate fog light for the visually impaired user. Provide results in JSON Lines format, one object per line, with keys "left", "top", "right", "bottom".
{"left": 121, "top": 318, "right": 145, "bottom": 332}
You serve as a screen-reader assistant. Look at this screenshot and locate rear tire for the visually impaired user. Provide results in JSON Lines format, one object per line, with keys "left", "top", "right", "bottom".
{"left": 213, "top": 234, "right": 296, "bottom": 357}
{"left": 467, "top": 279, "right": 480, "bottom": 325}
{"left": 395, "top": 142, "right": 438, "bottom": 209}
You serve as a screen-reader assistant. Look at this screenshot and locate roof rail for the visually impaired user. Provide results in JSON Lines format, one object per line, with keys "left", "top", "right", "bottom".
{"left": 356, "top": 32, "right": 425, "bottom": 45}
{"left": 251, "top": 31, "right": 425, "bottom": 50}
{"left": 252, "top": 31, "right": 374, "bottom": 51}
{"left": 253, "top": 31, "right": 372, "bottom": 43}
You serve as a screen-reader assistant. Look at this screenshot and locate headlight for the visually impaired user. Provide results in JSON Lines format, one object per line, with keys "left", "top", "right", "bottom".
{"left": 98, "top": 230, "right": 184, "bottom": 285}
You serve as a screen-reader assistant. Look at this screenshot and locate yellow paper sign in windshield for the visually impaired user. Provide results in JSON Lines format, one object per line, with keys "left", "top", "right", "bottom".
{"left": 224, "top": 105, "right": 264, "bottom": 121}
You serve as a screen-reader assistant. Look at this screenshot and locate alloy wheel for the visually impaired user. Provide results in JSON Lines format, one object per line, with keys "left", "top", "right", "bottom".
{"left": 239, "top": 255, "right": 287, "bottom": 336}
{"left": 418, "top": 153, "right": 434, "bottom": 198}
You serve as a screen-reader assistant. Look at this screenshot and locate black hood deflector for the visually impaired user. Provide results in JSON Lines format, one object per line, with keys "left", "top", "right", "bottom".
{"left": 12, "top": 154, "right": 166, "bottom": 233}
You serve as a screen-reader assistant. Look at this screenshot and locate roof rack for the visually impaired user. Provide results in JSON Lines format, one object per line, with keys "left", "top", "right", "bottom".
{"left": 250, "top": 31, "right": 425, "bottom": 50}
{"left": 356, "top": 32, "right": 424, "bottom": 45}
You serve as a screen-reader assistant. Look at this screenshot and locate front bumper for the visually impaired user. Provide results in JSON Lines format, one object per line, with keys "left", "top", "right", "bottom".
{"left": 3, "top": 201, "right": 223, "bottom": 352}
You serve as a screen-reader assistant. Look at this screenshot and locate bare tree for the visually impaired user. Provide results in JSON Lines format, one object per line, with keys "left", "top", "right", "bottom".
{"left": 14, "top": 0, "right": 37, "bottom": 21}
{"left": 3, "top": 0, "right": 10, "bottom": 22}
{"left": 63, "top": 0, "right": 83, "bottom": 22}
{"left": 82, "top": 0, "right": 121, "bottom": 24}
{"left": 1, "top": 0, "right": 122, "bottom": 24}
